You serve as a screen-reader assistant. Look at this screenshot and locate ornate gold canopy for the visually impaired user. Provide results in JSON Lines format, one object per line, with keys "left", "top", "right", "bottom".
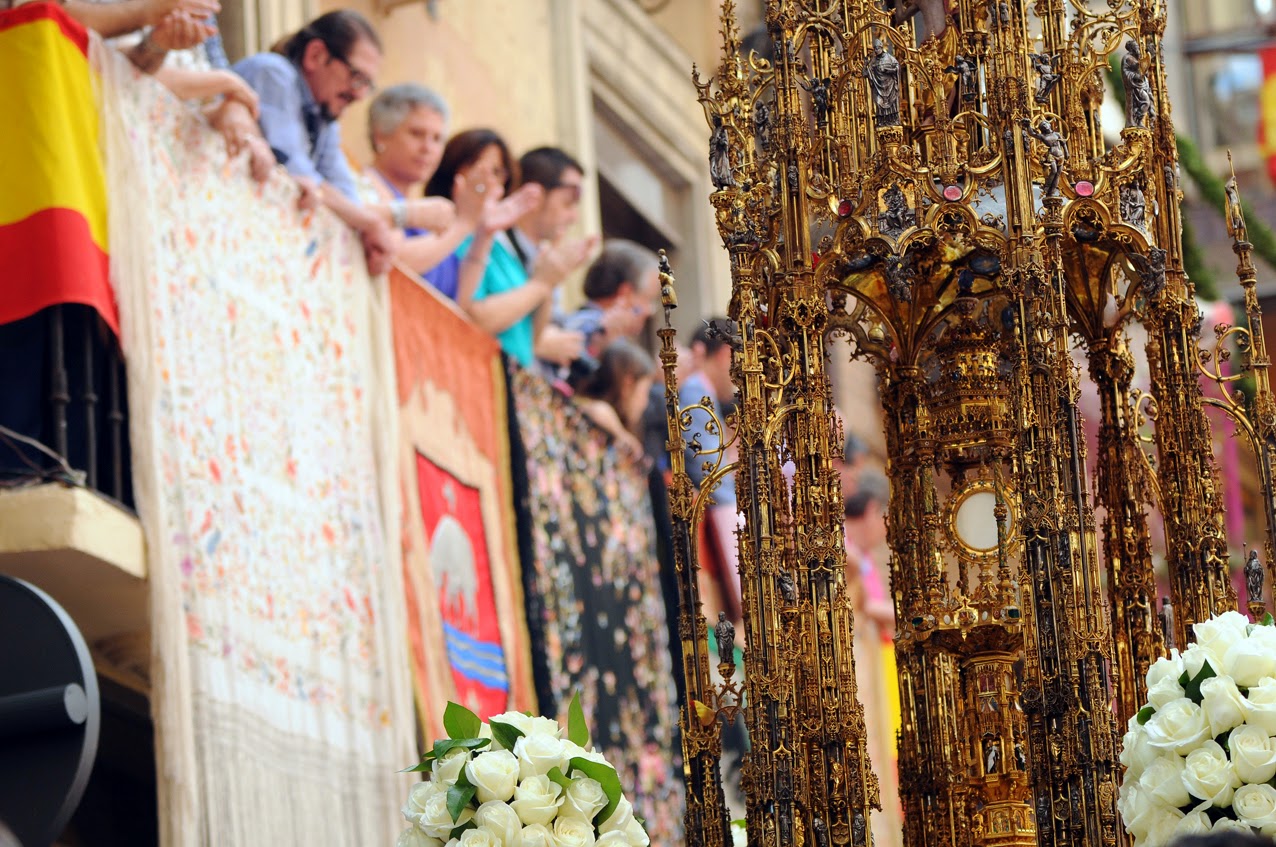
{"left": 658, "top": 1, "right": 1276, "bottom": 847}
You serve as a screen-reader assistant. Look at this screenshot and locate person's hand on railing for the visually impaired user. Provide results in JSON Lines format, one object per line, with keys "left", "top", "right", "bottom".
{"left": 294, "top": 176, "right": 321, "bottom": 212}
{"left": 360, "top": 220, "right": 404, "bottom": 277}
{"left": 210, "top": 97, "right": 272, "bottom": 183}
{"left": 142, "top": 0, "right": 220, "bottom": 28}
{"left": 148, "top": 11, "right": 216, "bottom": 52}
{"left": 405, "top": 198, "right": 456, "bottom": 234}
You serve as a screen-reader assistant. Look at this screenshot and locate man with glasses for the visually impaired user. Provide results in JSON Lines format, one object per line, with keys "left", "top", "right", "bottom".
{"left": 228, "top": 10, "right": 399, "bottom": 273}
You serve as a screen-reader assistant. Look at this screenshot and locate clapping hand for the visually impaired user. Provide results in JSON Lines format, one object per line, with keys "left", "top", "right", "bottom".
{"left": 149, "top": 12, "right": 217, "bottom": 51}
{"left": 143, "top": 0, "right": 220, "bottom": 27}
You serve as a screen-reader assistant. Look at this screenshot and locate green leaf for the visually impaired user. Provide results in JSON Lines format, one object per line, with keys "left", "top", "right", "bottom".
{"left": 446, "top": 783, "right": 477, "bottom": 822}
{"left": 568, "top": 692, "right": 590, "bottom": 748}
{"left": 1217, "top": 729, "right": 1234, "bottom": 752}
{"left": 570, "top": 756, "right": 623, "bottom": 824}
{"left": 402, "top": 762, "right": 433, "bottom": 773}
{"left": 431, "top": 737, "right": 490, "bottom": 762}
{"left": 547, "top": 766, "right": 574, "bottom": 793}
{"left": 1263, "top": 613, "right": 1275, "bottom": 627}
{"left": 731, "top": 819, "right": 746, "bottom": 828}
{"left": 449, "top": 821, "right": 477, "bottom": 840}
{"left": 489, "top": 719, "right": 525, "bottom": 753}
{"left": 1136, "top": 706, "right": 1156, "bottom": 725}
{"left": 1182, "top": 659, "right": 1218, "bottom": 704}
{"left": 443, "top": 702, "right": 482, "bottom": 740}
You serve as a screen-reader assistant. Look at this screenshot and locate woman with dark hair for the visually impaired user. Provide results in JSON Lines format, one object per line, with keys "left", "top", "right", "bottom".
{"left": 404, "top": 128, "right": 545, "bottom": 306}
{"left": 574, "top": 338, "right": 659, "bottom": 457}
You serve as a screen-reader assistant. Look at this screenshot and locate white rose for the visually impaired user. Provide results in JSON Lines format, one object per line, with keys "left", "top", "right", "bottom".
{"left": 397, "top": 826, "right": 445, "bottom": 847}
{"left": 1147, "top": 652, "right": 1186, "bottom": 689}
{"left": 563, "top": 742, "right": 609, "bottom": 767}
{"left": 467, "top": 750, "right": 521, "bottom": 804}
{"left": 1143, "top": 698, "right": 1210, "bottom": 755}
{"left": 1183, "top": 741, "right": 1241, "bottom": 807}
{"left": 1148, "top": 675, "right": 1187, "bottom": 711}
{"left": 597, "top": 797, "right": 633, "bottom": 835}
{"left": 1119, "top": 783, "right": 1169, "bottom": 839}
{"left": 1245, "top": 677, "right": 1276, "bottom": 735}
{"left": 1144, "top": 806, "right": 1185, "bottom": 847}
{"left": 561, "top": 776, "right": 608, "bottom": 822}
{"left": 433, "top": 749, "right": 471, "bottom": 785}
{"left": 1200, "top": 675, "right": 1249, "bottom": 736}
{"left": 1211, "top": 817, "right": 1256, "bottom": 835}
{"left": 510, "top": 774, "right": 564, "bottom": 826}
{"left": 404, "top": 781, "right": 446, "bottom": 824}
{"left": 521, "top": 824, "right": 556, "bottom": 847}
{"left": 414, "top": 783, "right": 476, "bottom": 840}
{"left": 1225, "top": 635, "right": 1276, "bottom": 689}
{"left": 730, "top": 824, "right": 748, "bottom": 847}
{"left": 514, "top": 734, "right": 569, "bottom": 781}
{"left": 1184, "top": 646, "right": 1218, "bottom": 681}
{"left": 1229, "top": 724, "right": 1276, "bottom": 784}
{"left": 597, "top": 834, "right": 631, "bottom": 847}
{"left": 1121, "top": 726, "right": 1160, "bottom": 780}
{"left": 456, "top": 829, "right": 500, "bottom": 847}
{"left": 489, "top": 712, "right": 537, "bottom": 737}
{"left": 1193, "top": 613, "right": 1251, "bottom": 666}
{"left": 475, "top": 800, "right": 524, "bottom": 847}
{"left": 553, "top": 815, "right": 598, "bottom": 847}
{"left": 1174, "top": 810, "right": 1211, "bottom": 838}
{"left": 1138, "top": 754, "right": 1190, "bottom": 808}
{"left": 525, "top": 716, "right": 563, "bottom": 738}
{"left": 621, "top": 817, "right": 650, "bottom": 847}
{"left": 1234, "top": 784, "right": 1276, "bottom": 833}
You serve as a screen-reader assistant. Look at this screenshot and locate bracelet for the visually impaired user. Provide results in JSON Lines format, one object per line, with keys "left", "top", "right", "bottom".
{"left": 389, "top": 200, "right": 407, "bottom": 230}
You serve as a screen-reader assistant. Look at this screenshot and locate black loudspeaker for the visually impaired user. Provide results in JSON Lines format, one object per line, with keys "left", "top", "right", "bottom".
{"left": 0, "top": 575, "right": 100, "bottom": 847}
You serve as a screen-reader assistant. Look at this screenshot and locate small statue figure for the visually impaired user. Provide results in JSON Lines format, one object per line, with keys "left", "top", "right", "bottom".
{"left": 1015, "top": 740, "right": 1027, "bottom": 771}
{"left": 1131, "top": 247, "right": 1167, "bottom": 299}
{"left": 985, "top": 739, "right": 1001, "bottom": 774}
{"left": 788, "top": 162, "right": 801, "bottom": 194}
{"left": 972, "top": 812, "right": 986, "bottom": 838}
{"left": 1159, "top": 596, "right": 1177, "bottom": 651}
{"left": 754, "top": 100, "right": 773, "bottom": 150}
{"left": 1029, "top": 52, "right": 1061, "bottom": 104}
{"left": 800, "top": 75, "right": 833, "bottom": 125}
{"left": 1245, "top": 548, "right": 1265, "bottom": 607}
{"left": 863, "top": 38, "right": 901, "bottom": 127}
{"left": 945, "top": 55, "right": 978, "bottom": 102}
{"left": 1121, "top": 41, "right": 1156, "bottom": 129}
{"left": 709, "top": 115, "right": 735, "bottom": 190}
{"left": 777, "top": 571, "right": 798, "bottom": 604}
{"left": 880, "top": 184, "right": 916, "bottom": 236}
{"left": 812, "top": 817, "right": 830, "bottom": 847}
{"left": 851, "top": 811, "right": 866, "bottom": 847}
{"left": 715, "top": 611, "right": 736, "bottom": 665}
{"left": 658, "top": 251, "right": 677, "bottom": 311}
{"left": 883, "top": 254, "right": 915, "bottom": 303}
{"left": 1164, "top": 163, "right": 1178, "bottom": 195}
{"left": 1120, "top": 183, "right": 1146, "bottom": 228}
{"left": 997, "top": 0, "right": 1011, "bottom": 27}
{"left": 1021, "top": 118, "right": 1068, "bottom": 197}
{"left": 1225, "top": 174, "right": 1247, "bottom": 240}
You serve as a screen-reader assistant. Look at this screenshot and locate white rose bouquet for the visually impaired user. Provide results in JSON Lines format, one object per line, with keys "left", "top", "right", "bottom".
{"left": 1119, "top": 611, "right": 1276, "bottom": 846}
{"left": 396, "top": 696, "right": 651, "bottom": 847}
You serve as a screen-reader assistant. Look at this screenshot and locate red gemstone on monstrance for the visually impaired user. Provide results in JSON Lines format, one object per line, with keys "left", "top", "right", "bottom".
{"left": 1075, "top": 181, "right": 1094, "bottom": 197}
{"left": 943, "top": 185, "right": 962, "bottom": 201}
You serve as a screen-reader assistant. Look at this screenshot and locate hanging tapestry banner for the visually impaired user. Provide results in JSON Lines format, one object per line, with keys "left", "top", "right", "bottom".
{"left": 387, "top": 267, "right": 535, "bottom": 739}
{"left": 507, "top": 368, "right": 685, "bottom": 847}
{"left": 99, "top": 50, "right": 415, "bottom": 847}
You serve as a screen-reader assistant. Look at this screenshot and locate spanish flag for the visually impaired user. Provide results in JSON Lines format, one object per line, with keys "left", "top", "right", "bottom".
{"left": 0, "top": 2, "right": 116, "bottom": 334}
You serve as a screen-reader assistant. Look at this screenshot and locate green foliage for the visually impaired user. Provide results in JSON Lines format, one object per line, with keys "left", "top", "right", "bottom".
{"left": 444, "top": 702, "right": 482, "bottom": 740}
{"left": 547, "top": 766, "right": 574, "bottom": 793}
{"left": 1179, "top": 658, "right": 1218, "bottom": 704}
{"left": 568, "top": 692, "right": 591, "bottom": 748}
{"left": 489, "top": 719, "right": 524, "bottom": 753}
{"left": 402, "top": 736, "right": 490, "bottom": 771}
{"left": 1136, "top": 705, "right": 1156, "bottom": 725}
{"left": 447, "top": 767, "right": 476, "bottom": 822}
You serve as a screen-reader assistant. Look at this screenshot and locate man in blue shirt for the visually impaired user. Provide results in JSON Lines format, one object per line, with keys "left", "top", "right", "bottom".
{"left": 226, "top": 10, "right": 398, "bottom": 274}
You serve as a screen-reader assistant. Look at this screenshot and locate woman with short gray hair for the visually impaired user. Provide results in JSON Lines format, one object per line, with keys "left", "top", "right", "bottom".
{"left": 359, "top": 83, "right": 466, "bottom": 295}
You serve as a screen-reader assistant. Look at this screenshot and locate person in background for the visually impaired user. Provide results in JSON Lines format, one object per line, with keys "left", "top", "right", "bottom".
{"left": 833, "top": 429, "right": 868, "bottom": 501}
{"left": 452, "top": 143, "right": 595, "bottom": 368}
{"left": 843, "top": 469, "right": 901, "bottom": 846}
{"left": 680, "top": 318, "right": 737, "bottom": 495}
{"left": 562, "top": 239, "right": 661, "bottom": 360}
{"left": 574, "top": 338, "right": 659, "bottom": 458}
{"left": 228, "top": 10, "right": 398, "bottom": 274}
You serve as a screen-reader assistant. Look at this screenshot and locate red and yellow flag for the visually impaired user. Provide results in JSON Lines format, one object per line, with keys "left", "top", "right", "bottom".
{"left": 1260, "top": 47, "right": 1276, "bottom": 188}
{"left": 0, "top": 2, "right": 116, "bottom": 334}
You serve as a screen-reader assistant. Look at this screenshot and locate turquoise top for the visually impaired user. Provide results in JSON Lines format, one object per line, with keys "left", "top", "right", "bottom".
{"left": 462, "top": 236, "right": 534, "bottom": 368}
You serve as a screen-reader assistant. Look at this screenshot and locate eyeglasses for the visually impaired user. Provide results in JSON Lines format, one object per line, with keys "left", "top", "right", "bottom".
{"left": 326, "top": 48, "right": 376, "bottom": 95}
